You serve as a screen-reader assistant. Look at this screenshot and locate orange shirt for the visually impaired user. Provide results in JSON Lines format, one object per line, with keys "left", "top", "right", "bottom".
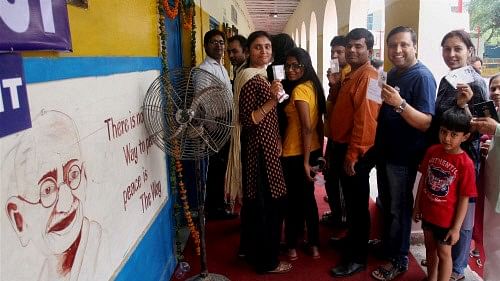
{"left": 325, "top": 64, "right": 351, "bottom": 138}
{"left": 329, "top": 61, "right": 380, "bottom": 162}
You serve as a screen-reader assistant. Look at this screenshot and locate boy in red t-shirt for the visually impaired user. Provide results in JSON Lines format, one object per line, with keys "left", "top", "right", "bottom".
{"left": 413, "top": 106, "right": 477, "bottom": 281}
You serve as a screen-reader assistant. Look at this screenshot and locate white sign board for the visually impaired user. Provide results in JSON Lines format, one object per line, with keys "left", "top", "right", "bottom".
{"left": 1, "top": 70, "right": 168, "bottom": 281}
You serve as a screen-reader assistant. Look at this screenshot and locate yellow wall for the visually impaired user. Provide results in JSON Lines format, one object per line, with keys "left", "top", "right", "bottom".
{"left": 384, "top": 0, "right": 420, "bottom": 70}
{"left": 26, "top": 0, "right": 159, "bottom": 57}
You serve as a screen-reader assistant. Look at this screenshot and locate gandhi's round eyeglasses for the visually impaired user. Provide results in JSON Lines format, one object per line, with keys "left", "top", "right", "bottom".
{"left": 18, "top": 163, "right": 83, "bottom": 208}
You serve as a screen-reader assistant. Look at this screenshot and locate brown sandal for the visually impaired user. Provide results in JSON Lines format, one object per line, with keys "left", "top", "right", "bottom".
{"left": 267, "top": 261, "right": 292, "bottom": 274}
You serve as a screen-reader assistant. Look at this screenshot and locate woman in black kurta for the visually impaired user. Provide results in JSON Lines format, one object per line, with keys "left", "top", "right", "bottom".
{"left": 237, "top": 31, "right": 290, "bottom": 274}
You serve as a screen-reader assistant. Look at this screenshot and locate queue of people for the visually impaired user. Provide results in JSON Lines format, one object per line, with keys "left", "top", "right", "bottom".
{"left": 198, "top": 25, "right": 499, "bottom": 280}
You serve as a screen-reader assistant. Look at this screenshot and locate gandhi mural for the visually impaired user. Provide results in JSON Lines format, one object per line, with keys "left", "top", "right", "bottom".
{"left": 4, "top": 110, "right": 103, "bottom": 281}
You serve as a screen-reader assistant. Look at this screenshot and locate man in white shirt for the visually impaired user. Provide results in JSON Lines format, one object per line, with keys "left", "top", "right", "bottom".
{"left": 198, "top": 29, "right": 236, "bottom": 220}
{"left": 199, "top": 29, "right": 232, "bottom": 90}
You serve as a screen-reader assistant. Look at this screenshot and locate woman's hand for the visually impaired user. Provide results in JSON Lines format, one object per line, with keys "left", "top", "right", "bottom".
{"left": 270, "top": 80, "right": 283, "bottom": 103}
{"left": 471, "top": 117, "right": 498, "bottom": 135}
{"left": 304, "top": 162, "right": 314, "bottom": 182}
{"left": 456, "top": 83, "right": 473, "bottom": 108}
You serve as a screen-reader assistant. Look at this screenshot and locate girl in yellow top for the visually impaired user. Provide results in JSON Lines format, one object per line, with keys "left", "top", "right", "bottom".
{"left": 281, "top": 47, "right": 326, "bottom": 260}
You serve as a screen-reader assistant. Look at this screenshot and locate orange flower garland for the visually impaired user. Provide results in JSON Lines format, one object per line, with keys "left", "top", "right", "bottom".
{"left": 163, "top": 0, "right": 180, "bottom": 19}
{"left": 175, "top": 158, "right": 201, "bottom": 255}
{"left": 180, "top": 1, "right": 194, "bottom": 30}
{"left": 181, "top": 3, "right": 194, "bottom": 30}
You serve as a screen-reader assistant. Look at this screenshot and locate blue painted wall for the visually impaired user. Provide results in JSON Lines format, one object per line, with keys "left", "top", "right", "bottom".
{"left": 114, "top": 16, "right": 183, "bottom": 281}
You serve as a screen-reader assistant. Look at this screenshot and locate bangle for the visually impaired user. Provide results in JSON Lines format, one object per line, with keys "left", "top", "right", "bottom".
{"left": 260, "top": 106, "right": 267, "bottom": 115}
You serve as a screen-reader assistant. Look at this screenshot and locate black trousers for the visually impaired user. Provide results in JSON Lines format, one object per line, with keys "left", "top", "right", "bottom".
{"left": 205, "top": 141, "right": 230, "bottom": 214}
{"left": 282, "top": 150, "right": 321, "bottom": 248}
{"left": 332, "top": 142, "right": 375, "bottom": 264}
{"left": 244, "top": 149, "right": 286, "bottom": 273}
{"left": 324, "top": 138, "right": 347, "bottom": 225}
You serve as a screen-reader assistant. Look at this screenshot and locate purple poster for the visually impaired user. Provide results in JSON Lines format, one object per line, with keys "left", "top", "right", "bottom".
{"left": 0, "top": 0, "right": 72, "bottom": 51}
{"left": 0, "top": 53, "right": 31, "bottom": 137}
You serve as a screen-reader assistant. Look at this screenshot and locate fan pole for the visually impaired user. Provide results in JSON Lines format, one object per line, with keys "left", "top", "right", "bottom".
{"left": 186, "top": 159, "right": 229, "bottom": 281}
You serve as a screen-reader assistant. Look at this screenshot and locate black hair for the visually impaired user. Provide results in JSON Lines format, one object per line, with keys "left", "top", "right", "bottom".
{"left": 245, "top": 31, "right": 272, "bottom": 69}
{"left": 441, "top": 30, "right": 475, "bottom": 52}
{"left": 285, "top": 47, "right": 326, "bottom": 115}
{"left": 471, "top": 56, "right": 483, "bottom": 64}
{"left": 246, "top": 30, "right": 272, "bottom": 49}
{"left": 370, "top": 59, "right": 384, "bottom": 69}
{"left": 346, "top": 28, "right": 374, "bottom": 49}
{"left": 386, "top": 26, "right": 417, "bottom": 45}
{"left": 203, "top": 29, "right": 226, "bottom": 47}
{"left": 228, "top": 35, "right": 247, "bottom": 50}
{"left": 330, "top": 35, "right": 347, "bottom": 47}
{"left": 440, "top": 106, "right": 472, "bottom": 133}
{"left": 271, "top": 33, "right": 296, "bottom": 65}
{"left": 490, "top": 73, "right": 500, "bottom": 88}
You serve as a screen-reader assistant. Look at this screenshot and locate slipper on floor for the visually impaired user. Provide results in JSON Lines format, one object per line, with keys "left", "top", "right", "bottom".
{"left": 449, "top": 272, "right": 465, "bottom": 281}
{"left": 372, "top": 264, "right": 407, "bottom": 281}
{"left": 420, "top": 259, "right": 427, "bottom": 267}
{"left": 267, "top": 261, "right": 292, "bottom": 274}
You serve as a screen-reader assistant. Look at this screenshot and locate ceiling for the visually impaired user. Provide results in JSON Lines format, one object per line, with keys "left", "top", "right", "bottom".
{"left": 243, "top": 0, "right": 301, "bottom": 34}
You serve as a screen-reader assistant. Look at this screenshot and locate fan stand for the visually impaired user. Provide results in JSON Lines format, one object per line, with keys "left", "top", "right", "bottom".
{"left": 186, "top": 158, "right": 230, "bottom": 281}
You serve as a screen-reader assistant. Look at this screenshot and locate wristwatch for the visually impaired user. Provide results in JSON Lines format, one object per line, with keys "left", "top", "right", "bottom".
{"left": 394, "top": 99, "right": 407, "bottom": 113}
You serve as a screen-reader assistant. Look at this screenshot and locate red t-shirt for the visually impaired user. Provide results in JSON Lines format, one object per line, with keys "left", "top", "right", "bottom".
{"left": 418, "top": 144, "right": 477, "bottom": 228}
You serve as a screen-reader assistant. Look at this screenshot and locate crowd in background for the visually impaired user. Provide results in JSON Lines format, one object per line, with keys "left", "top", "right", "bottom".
{"left": 198, "top": 25, "right": 500, "bottom": 281}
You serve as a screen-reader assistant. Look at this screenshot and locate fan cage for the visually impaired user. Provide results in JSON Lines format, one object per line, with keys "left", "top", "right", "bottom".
{"left": 143, "top": 67, "right": 233, "bottom": 160}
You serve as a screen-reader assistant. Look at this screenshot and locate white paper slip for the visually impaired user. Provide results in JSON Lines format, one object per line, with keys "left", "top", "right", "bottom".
{"left": 367, "top": 78, "right": 382, "bottom": 104}
{"left": 445, "top": 66, "right": 476, "bottom": 89}
{"left": 378, "top": 70, "right": 387, "bottom": 88}
{"left": 330, "top": 58, "right": 340, "bottom": 73}
{"left": 272, "top": 65, "right": 285, "bottom": 80}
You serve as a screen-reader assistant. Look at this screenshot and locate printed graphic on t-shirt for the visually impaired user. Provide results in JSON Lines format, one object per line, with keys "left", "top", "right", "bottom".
{"left": 425, "top": 157, "right": 457, "bottom": 201}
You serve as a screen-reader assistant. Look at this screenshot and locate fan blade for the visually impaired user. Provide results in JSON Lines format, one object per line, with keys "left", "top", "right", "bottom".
{"left": 191, "top": 116, "right": 232, "bottom": 128}
{"left": 187, "top": 123, "right": 219, "bottom": 153}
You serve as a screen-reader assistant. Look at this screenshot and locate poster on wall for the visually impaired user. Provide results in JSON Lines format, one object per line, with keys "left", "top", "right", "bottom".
{"left": 0, "top": 70, "right": 168, "bottom": 281}
{"left": 0, "top": 52, "right": 32, "bottom": 137}
{"left": 0, "top": 0, "right": 72, "bottom": 51}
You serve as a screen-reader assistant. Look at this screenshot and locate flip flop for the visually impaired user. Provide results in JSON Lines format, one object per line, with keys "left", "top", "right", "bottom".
{"left": 267, "top": 261, "right": 292, "bottom": 274}
{"left": 449, "top": 272, "right": 465, "bottom": 281}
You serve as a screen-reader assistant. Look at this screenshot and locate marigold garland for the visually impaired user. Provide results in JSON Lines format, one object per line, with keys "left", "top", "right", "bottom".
{"left": 180, "top": 1, "right": 194, "bottom": 30}
{"left": 158, "top": 0, "right": 200, "bottom": 258}
{"left": 174, "top": 158, "right": 201, "bottom": 255}
{"left": 163, "top": 0, "right": 180, "bottom": 20}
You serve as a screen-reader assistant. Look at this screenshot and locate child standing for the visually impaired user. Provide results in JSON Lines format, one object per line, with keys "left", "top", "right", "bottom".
{"left": 413, "top": 106, "right": 477, "bottom": 281}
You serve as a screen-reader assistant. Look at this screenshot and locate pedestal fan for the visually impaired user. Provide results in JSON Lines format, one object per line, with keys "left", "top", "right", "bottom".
{"left": 143, "top": 67, "right": 233, "bottom": 281}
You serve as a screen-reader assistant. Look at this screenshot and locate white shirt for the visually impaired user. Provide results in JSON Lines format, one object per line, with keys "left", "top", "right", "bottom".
{"left": 199, "top": 56, "right": 232, "bottom": 91}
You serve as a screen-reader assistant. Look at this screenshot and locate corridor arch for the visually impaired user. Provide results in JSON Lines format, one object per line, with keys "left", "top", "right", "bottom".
{"left": 310, "top": 12, "right": 318, "bottom": 71}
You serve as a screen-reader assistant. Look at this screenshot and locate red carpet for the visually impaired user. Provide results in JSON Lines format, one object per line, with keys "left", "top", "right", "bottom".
{"left": 175, "top": 185, "right": 428, "bottom": 281}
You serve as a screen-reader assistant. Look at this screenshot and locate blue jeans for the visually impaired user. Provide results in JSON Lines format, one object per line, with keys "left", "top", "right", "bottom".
{"left": 452, "top": 202, "right": 475, "bottom": 275}
{"left": 376, "top": 162, "right": 417, "bottom": 269}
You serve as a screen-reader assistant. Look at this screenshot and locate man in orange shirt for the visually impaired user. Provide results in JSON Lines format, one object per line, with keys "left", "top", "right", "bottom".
{"left": 323, "top": 35, "right": 350, "bottom": 229}
{"left": 328, "top": 28, "right": 380, "bottom": 277}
